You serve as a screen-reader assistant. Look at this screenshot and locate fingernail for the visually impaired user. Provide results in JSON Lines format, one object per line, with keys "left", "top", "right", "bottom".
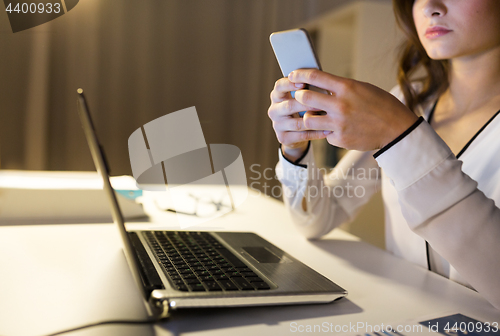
{"left": 289, "top": 71, "right": 294, "bottom": 78}
{"left": 295, "top": 83, "right": 304, "bottom": 88}
{"left": 323, "top": 131, "right": 333, "bottom": 135}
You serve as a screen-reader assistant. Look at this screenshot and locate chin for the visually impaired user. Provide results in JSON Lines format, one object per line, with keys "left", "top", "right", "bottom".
{"left": 423, "top": 43, "right": 479, "bottom": 61}
{"left": 424, "top": 47, "right": 455, "bottom": 61}
{"left": 427, "top": 54, "right": 450, "bottom": 61}
{"left": 422, "top": 40, "right": 460, "bottom": 60}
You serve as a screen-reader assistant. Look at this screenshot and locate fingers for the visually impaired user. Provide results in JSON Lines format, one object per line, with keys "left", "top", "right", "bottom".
{"left": 279, "top": 130, "right": 332, "bottom": 146}
{"left": 294, "top": 89, "right": 341, "bottom": 115}
{"left": 268, "top": 98, "right": 321, "bottom": 119}
{"left": 288, "top": 69, "right": 347, "bottom": 93}
{"left": 273, "top": 117, "right": 308, "bottom": 132}
{"left": 270, "top": 77, "right": 305, "bottom": 103}
{"left": 269, "top": 73, "right": 342, "bottom": 149}
{"left": 301, "top": 110, "right": 338, "bottom": 131}
{"left": 272, "top": 112, "right": 330, "bottom": 133}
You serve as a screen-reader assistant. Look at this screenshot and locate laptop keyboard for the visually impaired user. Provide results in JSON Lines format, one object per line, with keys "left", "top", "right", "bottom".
{"left": 141, "top": 231, "right": 271, "bottom": 292}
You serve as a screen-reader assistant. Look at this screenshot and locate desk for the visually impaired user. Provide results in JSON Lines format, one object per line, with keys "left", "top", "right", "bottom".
{"left": 0, "top": 188, "right": 498, "bottom": 336}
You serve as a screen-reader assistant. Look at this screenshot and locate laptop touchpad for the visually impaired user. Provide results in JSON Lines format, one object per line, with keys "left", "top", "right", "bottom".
{"left": 242, "top": 247, "right": 281, "bottom": 263}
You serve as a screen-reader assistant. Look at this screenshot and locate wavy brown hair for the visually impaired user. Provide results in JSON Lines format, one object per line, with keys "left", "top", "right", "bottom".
{"left": 393, "top": 0, "right": 449, "bottom": 112}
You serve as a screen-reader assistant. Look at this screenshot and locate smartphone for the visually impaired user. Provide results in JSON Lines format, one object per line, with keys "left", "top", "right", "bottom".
{"left": 270, "top": 28, "right": 328, "bottom": 117}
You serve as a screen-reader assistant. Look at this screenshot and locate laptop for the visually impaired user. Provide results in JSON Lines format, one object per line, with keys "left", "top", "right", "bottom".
{"left": 76, "top": 88, "right": 347, "bottom": 319}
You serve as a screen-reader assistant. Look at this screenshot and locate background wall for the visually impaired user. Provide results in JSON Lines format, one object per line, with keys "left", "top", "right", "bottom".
{"left": 0, "top": 0, "right": 351, "bottom": 190}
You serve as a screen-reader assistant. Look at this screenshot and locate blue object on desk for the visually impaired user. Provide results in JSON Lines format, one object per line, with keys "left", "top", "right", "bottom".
{"left": 115, "top": 189, "right": 143, "bottom": 200}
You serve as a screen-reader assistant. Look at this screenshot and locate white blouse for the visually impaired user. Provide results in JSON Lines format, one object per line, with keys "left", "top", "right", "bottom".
{"left": 275, "top": 85, "right": 500, "bottom": 309}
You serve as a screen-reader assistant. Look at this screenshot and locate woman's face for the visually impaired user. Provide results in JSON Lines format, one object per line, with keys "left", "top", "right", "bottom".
{"left": 413, "top": 0, "right": 500, "bottom": 60}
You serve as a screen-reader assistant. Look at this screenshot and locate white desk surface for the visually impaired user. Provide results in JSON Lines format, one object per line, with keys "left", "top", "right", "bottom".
{"left": 0, "top": 188, "right": 499, "bottom": 336}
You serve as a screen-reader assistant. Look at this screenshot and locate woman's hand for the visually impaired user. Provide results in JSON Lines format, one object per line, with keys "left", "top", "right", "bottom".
{"left": 268, "top": 77, "right": 333, "bottom": 161}
{"left": 288, "top": 69, "right": 419, "bottom": 151}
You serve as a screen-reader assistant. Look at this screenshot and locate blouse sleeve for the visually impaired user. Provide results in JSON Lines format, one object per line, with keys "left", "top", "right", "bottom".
{"left": 375, "top": 120, "right": 500, "bottom": 310}
{"left": 275, "top": 142, "right": 381, "bottom": 239}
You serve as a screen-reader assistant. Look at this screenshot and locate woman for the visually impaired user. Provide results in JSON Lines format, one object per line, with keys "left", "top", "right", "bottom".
{"left": 268, "top": 0, "right": 500, "bottom": 309}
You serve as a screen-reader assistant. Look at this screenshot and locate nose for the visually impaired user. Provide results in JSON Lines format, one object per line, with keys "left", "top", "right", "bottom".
{"left": 420, "top": 0, "right": 447, "bottom": 18}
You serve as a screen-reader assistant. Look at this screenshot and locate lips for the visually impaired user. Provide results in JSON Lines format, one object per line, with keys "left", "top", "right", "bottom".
{"left": 425, "top": 26, "right": 452, "bottom": 39}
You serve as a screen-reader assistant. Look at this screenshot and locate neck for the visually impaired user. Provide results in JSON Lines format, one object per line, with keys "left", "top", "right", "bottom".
{"left": 445, "top": 46, "right": 500, "bottom": 113}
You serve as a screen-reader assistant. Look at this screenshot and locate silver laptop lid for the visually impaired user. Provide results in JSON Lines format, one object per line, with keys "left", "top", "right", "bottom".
{"left": 76, "top": 88, "right": 150, "bottom": 304}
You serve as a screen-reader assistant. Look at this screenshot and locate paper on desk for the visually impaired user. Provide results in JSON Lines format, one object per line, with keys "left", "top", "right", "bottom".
{"left": 0, "top": 170, "right": 146, "bottom": 223}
